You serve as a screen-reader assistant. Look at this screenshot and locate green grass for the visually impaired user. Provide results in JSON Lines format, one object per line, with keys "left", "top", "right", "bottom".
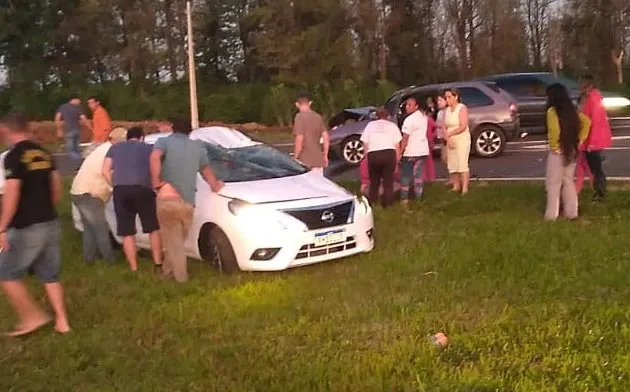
{"left": 2, "top": 182, "right": 630, "bottom": 391}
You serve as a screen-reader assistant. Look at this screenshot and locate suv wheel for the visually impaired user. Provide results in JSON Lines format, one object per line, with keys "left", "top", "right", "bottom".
{"left": 341, "top": 135, "right": 364, "bottom": 165}
{"left": 472, "top": 125, "right": 506, "bottom": 158}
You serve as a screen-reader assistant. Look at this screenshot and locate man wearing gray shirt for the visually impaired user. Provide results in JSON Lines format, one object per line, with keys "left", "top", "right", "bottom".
{"left": 55, "top": 95, "right": 90, "bottom": 167}
{"left": 150, "top": 119, "right": 223, "bottom": 282}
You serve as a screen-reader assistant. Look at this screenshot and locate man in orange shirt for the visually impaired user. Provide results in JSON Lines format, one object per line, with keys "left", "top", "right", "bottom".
{"left": 87, "top": 96, "right": 112, "bottom": 145}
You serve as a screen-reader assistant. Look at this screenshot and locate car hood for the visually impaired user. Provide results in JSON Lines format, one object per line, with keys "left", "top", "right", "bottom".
{"left": 218, "top": 171, "right": 351, "bottom": 204}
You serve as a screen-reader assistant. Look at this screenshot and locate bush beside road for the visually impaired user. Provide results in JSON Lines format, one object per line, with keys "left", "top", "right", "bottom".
{"left": 16, "top": 121, "right": 294, "bottom": 150}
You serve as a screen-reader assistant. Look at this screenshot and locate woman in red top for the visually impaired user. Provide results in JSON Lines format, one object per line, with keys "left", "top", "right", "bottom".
{"left": 422, "top": 102, "right": 437, "bottom": 182}
{"left": 579, "top": 75, "right": 612, "bottom": 201}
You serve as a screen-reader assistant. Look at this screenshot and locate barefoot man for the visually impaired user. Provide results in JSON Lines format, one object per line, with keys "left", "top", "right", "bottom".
{"left": 0, "top": 113, "right": 70, "bottom": 336}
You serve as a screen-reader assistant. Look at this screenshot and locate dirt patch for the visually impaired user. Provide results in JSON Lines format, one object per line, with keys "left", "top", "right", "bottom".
{"left": 27, "top": 121, "right": 291, "bottom": 145}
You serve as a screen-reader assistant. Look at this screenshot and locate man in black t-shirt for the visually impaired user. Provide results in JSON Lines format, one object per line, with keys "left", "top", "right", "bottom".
{"left": 0, "top": 113, "right": 70, "bottom": 337}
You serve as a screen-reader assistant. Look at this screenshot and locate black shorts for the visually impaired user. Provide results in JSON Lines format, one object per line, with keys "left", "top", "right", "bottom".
{"left": 112, "top": 185, "right": 159, "bottom": 237}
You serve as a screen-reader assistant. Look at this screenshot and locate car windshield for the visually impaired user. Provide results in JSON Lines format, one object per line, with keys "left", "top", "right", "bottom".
{"left": 203, "top": 142, "right": 309, "bottom": 183}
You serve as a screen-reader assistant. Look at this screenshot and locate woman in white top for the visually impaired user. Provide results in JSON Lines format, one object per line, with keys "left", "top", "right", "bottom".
{"left": 443, "top": 88, "right": 471, "bottom": 194}
{"left": 360, "top": 106, "right": 401, "bottom": 208}
{"left": 399, "top": 96, "right": 429, "bottom": 206}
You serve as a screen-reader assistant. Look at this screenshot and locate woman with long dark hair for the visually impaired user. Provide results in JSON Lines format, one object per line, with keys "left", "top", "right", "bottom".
{"left": 544, "top": 83, "right": 591, "bottom": 221}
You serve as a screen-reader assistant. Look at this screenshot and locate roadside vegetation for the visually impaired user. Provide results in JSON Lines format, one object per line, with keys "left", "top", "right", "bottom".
{"left": 2, "top": 182, "right": 630, "bottom": 391}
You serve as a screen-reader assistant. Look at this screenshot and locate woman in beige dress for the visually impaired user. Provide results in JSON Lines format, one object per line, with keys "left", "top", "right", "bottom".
{"left": 443, "top": 88, "right": 471, "bottom": 194}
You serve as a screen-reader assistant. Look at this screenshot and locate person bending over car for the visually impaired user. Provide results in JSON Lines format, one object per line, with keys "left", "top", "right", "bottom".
{"left": 150, "top": 119, "right": 224, "bottom": 283}
{"left": 102, "top": 127, "right": 162, "bottom": 272}
{"left": 71, "top": 126, "right": 128, "bottom": 265}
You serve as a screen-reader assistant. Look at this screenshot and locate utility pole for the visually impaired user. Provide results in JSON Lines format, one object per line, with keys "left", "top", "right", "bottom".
{"left": 186, "top": 0, "right": 199, "bottom": 128}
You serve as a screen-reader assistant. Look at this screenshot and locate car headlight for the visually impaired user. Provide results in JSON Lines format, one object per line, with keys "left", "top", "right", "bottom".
{"left": 602, "top": 97, "right": 630, "bottom": 108}
{"left": 228, "top": 198, "right": 252, "bottom": 215}
{"left": 228, "top": 198, "right": 288, "bottom": 230}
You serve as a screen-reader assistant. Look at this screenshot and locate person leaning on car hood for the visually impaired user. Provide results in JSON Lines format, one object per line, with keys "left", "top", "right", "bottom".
{"left": 150, "top": 118, "right": 224, "bottom": 283}
{"left": 70, "top": 126, "right": 128, "bottom": 264}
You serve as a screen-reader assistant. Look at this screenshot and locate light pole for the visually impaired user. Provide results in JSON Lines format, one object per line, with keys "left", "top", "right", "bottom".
{"left": 186, "top": 0, "right": 199, "bottom": 129}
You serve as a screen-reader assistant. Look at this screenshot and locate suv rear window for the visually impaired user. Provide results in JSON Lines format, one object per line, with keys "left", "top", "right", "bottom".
{"left": 459, "top": 87, "right": 494, "bottom": 108}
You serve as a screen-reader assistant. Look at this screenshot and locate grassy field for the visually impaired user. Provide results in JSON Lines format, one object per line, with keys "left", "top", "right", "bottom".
{"left": 2, "top": 182, "right": 630, "bottom": 391}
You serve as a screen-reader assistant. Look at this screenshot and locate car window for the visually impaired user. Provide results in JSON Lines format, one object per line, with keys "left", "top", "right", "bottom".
{"left": 494, "top": 77, "right": 546, "bottom": 97}
{"left": 203, "top": 142, "right": 309, "bottom": 183}
{"left": 458, "top": 87, "right": 494, "bottom": 108}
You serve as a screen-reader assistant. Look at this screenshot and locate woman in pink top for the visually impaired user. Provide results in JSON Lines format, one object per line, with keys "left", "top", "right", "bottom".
{"left": 579, "top": 75, "right": 612, "bottom": 201}
{"left": 422, "top": 101, "right": 437, "bottom": 182}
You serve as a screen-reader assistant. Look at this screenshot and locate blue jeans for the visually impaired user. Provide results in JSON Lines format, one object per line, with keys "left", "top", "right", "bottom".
{"left": 400, "top": 156, "right": 427, "bottom": 200}
{"left": 71, "top": 194, "right": 115, "bottom": 263}
{"left": 65, "top": 130, "right": 82, "bottom": 162}
{"left": 0, "top": 220, "right": 61, "bottom": 283}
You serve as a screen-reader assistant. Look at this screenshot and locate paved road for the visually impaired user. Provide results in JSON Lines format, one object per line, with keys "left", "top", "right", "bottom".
{"left": 54, "top": 130, "right": 630, "bottom": 180}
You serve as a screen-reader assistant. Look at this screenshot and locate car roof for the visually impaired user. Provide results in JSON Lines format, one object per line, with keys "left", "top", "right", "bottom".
{"left": 393, "top": 80, "right": 498, "bottom": 96}
{"left": 482, "top": 72, "right": 553, "bottom": 79}
{"left": 143, "top": 126, "right": 261, "bottom": 149}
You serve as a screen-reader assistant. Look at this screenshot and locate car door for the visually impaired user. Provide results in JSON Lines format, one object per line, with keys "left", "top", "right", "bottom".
{"left": 492, "top": 76, "right": 547, "bottom": 133}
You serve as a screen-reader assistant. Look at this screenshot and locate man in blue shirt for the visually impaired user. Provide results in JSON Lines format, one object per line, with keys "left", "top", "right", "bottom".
{"left": 102, "top": 127, "right": 162, "bottom": 272}
{"left": 54, "top": 95, "right": 90, "bottom": 168}
{"left": 150, "top": 119, "right": 223, "bottom": 282}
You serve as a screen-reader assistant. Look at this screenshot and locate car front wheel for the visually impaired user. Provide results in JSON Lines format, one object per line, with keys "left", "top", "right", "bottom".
{"left": 341, "top": 135, "right": 364, "bottom": 165}
{"left": 201, "top": 226, "right": 240, "bottom": 273}
{"left": 472, "top": 125, "right": 506, "bottom": 158}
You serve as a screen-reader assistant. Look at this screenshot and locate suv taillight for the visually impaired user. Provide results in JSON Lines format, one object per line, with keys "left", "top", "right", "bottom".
{"left": 509, "top": 104, "right": 518, "bottom": 116}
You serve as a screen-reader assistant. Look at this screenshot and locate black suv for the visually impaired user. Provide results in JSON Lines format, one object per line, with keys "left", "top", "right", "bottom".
{"left": 481, "top": 72, "right": 630, "bottom": 135}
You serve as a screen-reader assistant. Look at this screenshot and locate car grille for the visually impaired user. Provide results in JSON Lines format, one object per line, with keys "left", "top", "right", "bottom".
{"left": 283, "top": 201, "right": 354, "bottom": 230}
{"left": 295, "top": 236, "right": 357, "bottom": 260}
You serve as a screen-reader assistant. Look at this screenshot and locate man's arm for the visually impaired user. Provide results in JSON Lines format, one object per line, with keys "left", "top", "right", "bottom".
{"left": 50, "top": 170, "right": 63, "bottom": 205}
{"left": 102, "top": 157, "right": 113, "bottom": 186}
{"left": 321, "top": 130, "right": 330, "bottom": 167}
{"left": 292, "top": 115, "right": 304, "bottom": 158}
{"left": 293, "top": 134, "right": 304, "bottom": 158}
{"left": 200, "top": 166, "right": 224, "bottom": 192}
{"left": 0, "top": 179, "right": 20, "bottom": 233}
{"left": 54, "top": 112, "right": 63, "bottom": 138}
{"left": 150, "top": 149, "right": 164, "bottom": 189}
{"left": 80, "top": 114, "right": 92, "bottom": 130}
{"left": 400, "top": 134, "right": 410, "bottom": 155}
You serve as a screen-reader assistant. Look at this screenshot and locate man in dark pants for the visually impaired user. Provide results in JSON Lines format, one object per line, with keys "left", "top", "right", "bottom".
{"left": 359, "top": 107, "right": 402, "bottom": 208}
{"left": 102, "top": 127, "right": 162, "bottom": 271}
{"left": 580, "top": 75, "right": 612, "bottom": 201}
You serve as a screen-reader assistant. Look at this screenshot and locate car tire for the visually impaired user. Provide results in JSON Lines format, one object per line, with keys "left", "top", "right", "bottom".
{"left": 472, "top": 124, "right": 506, "bottom": 158}
{"left": 206, "top": 226, "right": 239, "bottom": 274}
{"left": 341, "top": 135, "right": 365, "bottom": 165}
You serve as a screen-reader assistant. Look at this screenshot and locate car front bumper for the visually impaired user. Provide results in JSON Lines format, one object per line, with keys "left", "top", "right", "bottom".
{"left": 223, "top": 198, "right": 375, "bottom": 272}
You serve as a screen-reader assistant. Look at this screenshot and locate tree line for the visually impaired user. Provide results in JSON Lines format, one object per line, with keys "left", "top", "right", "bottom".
{"left": 0, "top": 0, "right": 629, "bottom": 125}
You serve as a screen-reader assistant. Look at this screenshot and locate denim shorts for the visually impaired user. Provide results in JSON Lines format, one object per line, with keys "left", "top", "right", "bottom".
{"left": 0, "top": 220, "right": 61, "bottom": 283}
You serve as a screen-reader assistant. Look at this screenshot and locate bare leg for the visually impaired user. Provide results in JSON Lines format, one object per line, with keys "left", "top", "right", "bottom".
{"left": 149, "top": 231, "right": 163, "bottom": 266}
{"left": 451, "top": 173, "right": 461, "bottom": 191}
{"left": 44, "top": 282, "right": 70, "bottom": 334}
{"left": 461, "top": 171, "right": 470, "bottom": 194}
{"left": 1, "top": 281, "right": 50, "bottom": 335}
{"left": 122, "top": 236, "right": 138, "bottom": 271}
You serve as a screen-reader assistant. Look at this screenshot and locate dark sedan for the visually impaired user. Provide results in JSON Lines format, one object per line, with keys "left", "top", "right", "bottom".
{"left": 480, "top": 72, "right": 630, "bottom": 135}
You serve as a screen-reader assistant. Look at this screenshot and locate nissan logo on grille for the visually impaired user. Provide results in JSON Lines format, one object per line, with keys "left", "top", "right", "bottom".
{"left": 321, "top": 211, "right": 335, "bottom": 223}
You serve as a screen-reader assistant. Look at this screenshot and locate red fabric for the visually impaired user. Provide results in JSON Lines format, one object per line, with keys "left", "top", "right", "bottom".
{"left": 423, "top": 116, "right": 437, "bottom": 181}
{"left": 582, "top": 89, "right": 612, "bottom": 151}
{"left": 575, "top": 151, "right": 592, "bottom": 194}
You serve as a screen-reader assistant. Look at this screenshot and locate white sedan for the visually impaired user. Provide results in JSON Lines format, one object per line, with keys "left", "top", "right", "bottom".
{"left": 72, "top": 126, "right": 375, "bottom": 273}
